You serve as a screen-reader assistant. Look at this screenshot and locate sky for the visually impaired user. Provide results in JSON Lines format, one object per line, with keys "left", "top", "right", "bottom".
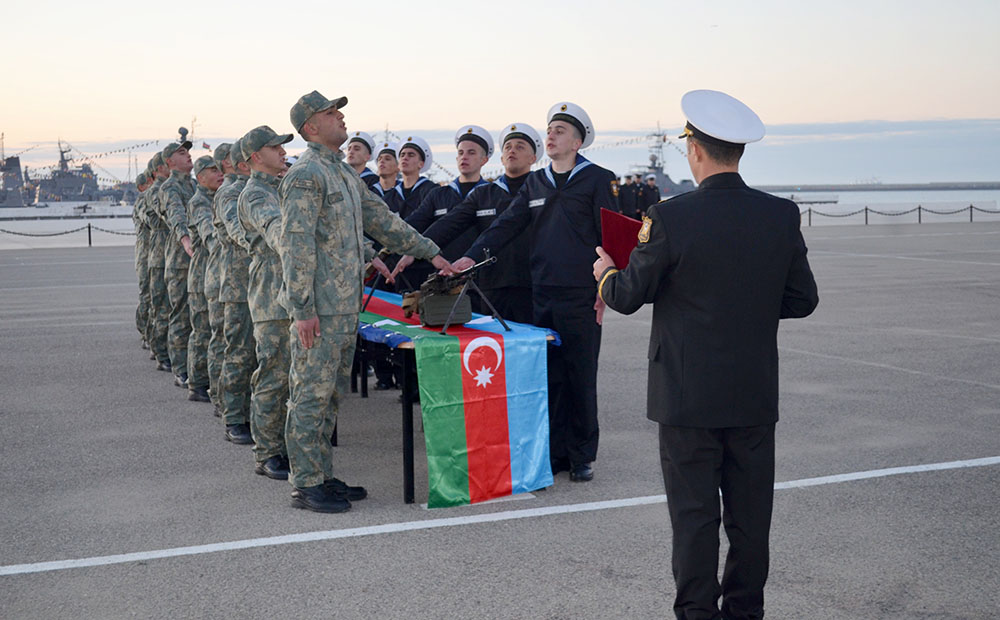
{"left": 2, "top": 0, "right": 998, "bottom": 184}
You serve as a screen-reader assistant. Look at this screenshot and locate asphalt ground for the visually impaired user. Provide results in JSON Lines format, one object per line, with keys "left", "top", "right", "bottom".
{"left": 1, "top": 222, "right": 998, "bottom": 619}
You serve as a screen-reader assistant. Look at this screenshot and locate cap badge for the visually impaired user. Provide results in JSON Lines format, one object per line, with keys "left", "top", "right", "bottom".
{"left": 560, "top": 104, "right": 567, "bottom": 111}
{"left": 510, "top": 124, "right": 517, "bottom": 130}
{"left": 638, "top": 216, "right": 652, "bottom": 243}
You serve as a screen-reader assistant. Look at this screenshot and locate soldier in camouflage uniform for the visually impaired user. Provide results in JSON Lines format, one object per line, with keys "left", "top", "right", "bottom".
{"left": 237, "top": 126, "right": 294, "bottom": 480}
{"left": 279, "top": 90, "right": 452, "bottom": 513}
{"left": 205, "top": 143, "right": 235, "bottom": 414}
{"left": 160, "top": 141, "right": 196, "bottom": 388}
{"left": 145, "top": 153, "right": 172, "bottom": 371}
{"left": 185, "top": 155, "right": 223, "bottom": 403}
{"left": 216, "top": 138, "right": 256, "bottom": 445}
{"left": 133, "top": 172, "right": 152, "bottom": 348}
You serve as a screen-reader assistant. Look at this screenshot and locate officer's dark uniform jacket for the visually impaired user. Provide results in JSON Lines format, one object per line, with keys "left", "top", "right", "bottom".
{"left": 464, "top": 155, "right": 617, "bottom": 288}
{"left": 598, "top": 172, "right": 819, "bottom": 428}
{"left": 619, "top": 182, "right": 639, "bottom": 217}
{"left": 638, "top": 183, "right": 660, "bottom": 216}
{"left": 422, "top": 174, "right": 532, "bottom": 293}
{"left": 382, "top": 176, "right": 434, "bottom": 220}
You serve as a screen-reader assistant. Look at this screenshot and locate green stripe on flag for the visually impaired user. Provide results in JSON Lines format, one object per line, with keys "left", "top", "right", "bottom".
{"left": 413, "top": 334, "right": 470, "bottom": 507}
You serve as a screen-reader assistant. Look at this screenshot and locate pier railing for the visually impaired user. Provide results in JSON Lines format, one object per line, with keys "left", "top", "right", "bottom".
{"left": 801, "top": 204, "right": 1000, "bottom": 226}
{"left": 0, "top": 223, "right": 135, "bottom": 247}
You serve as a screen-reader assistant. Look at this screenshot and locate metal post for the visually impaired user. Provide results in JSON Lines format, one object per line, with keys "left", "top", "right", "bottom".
{"left": 87, "top": 223, "right": 92, "bottom": 247}
{"left": 807, "top": 208, "right": 812, "bottom": 227}
{"left": 918, "top": 205, "right": 921, "bottom": 224}
{"left": 401, "top": 349, "right": 415, "bottom": 504}
{"left": 970, "top": 204, "right": 974, "bottom": 223}
{"left": 865, "top": 207, "right": 868, "bottom": 226}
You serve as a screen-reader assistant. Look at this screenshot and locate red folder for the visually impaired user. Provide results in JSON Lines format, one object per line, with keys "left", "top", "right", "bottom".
{"left": 601, "top": 208, "right": 642, "bottom": 269}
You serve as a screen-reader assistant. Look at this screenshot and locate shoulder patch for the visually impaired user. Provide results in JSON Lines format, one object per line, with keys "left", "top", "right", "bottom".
{"left": 611, "top": 179, "right": 619, "bottom": 198}
{"left": 292, "top": 179, "right": 316, "bottom": 190}
{"left": 638, "top": 216, "right": 653, "bottom": 243}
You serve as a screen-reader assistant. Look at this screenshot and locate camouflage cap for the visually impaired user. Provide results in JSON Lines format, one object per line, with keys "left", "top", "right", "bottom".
{"left": 213, "top": 143, "right": 232, "bottom": 170}
{"left": 229, "top": 137, "right": 247, "bottom": 166}
{"left": 290, "top": 90, "right": 348, "bottom": 132}
{"left": 136, "top": 172, "right": 147, "bottom": 186}
{"left": 240, "top": 125, "right": 293, "bottom": 161}
{"left": 162, "top": 140, "right": 193, "bottom": 160}
{"left": 151, "top": 152, "right": 166, "bottom": 169}
{"left": 193, "top": 155, "right": 218, "bottom": 177}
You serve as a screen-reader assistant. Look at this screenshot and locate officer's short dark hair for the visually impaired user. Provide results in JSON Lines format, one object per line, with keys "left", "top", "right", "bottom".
{"left": 693, "top": 137, "right": 744, "bottom": 166}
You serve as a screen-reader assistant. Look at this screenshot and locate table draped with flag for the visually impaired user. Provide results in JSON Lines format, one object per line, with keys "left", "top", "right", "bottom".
{"left": 360, "top": 289, "right": 555, "bottom": 508}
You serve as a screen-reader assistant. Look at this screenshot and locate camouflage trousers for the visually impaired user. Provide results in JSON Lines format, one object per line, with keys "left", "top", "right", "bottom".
{"left": 286, "top": 314, "right": 358, "bottom": 489}
{"left": 165, "top": 269, "right": 191, "bottom": 374}
{"left": 187, "top": 289, "right": 210, "bottom": 390}
{"left": 219, "top": 301, "right": 256, "bottom": 426}
{"left": 146, "top": 264, "right": 170, "bottom": 364}
{"left": 207, "top": 298, "right": 225, "bottom": 405}
{"left": 251, "top": 319, "right": 290, "bottom": 462}
{"left": 135, "top": 231, "right": 150, "bottom": 338}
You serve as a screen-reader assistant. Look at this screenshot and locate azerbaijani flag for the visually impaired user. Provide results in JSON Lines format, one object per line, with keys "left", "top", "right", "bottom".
{"left": 360, "top": 289, "right": 554, "bottom": 508}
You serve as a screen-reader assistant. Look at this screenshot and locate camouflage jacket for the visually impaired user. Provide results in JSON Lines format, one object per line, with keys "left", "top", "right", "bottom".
{"left": 238, "top": 170, "right": 287, "bottom": 322}
{"left": 278, "top": 141, "right": 439, "bottom": 320}
{"left": 204, "top": 174, "right": 236, "bottom": 301}
{"left": 146, "top": 178, "right": 168, "bottom": 231}
{"left": 217, "top": 175, "right": 251, "bottom": 303}
{"left": 145, "top": 181, "right": 168, "bottom": 267}
{"left": 186, "top": 184, "right": 217, "bottom": 297}
{"left": 132, "top": 192, "right": 148, "bottom": 231}
{"left": 160, "top": 170, "right": 196, "bottom": 271}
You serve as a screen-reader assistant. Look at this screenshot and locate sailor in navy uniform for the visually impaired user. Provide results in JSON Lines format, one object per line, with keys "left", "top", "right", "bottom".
{"left": 393, "top": 123, "right": 542, "bottom": 323}
{"left": 345, "top": 130, "right": 380, "bottom": 188}
{"left": 637, "top": 173, "right": 661, "bottom": 217}
{"left": 594, "top": 90, "right": 818, "bottom": 620}
{"left": 382, "top": 136, "right": 435, "bottom": 222}
{"left": 370, "top": 140, "right": 399, "bottom": 199}
{"left": 453, "top": 102, "right": 617, "bottom": 483}
{"left": 395, "top": 125, "right": 493, "bottom": 292}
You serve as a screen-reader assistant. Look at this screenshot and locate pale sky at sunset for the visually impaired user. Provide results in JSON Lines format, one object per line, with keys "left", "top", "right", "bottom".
{"left": 3, "top": 0, "right": 998, "bottom": 184}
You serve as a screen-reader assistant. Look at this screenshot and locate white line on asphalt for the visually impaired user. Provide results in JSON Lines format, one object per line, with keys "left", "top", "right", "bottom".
{"left": 0, "top": 259, "right": 135, "bottom": 267}
{"left": 805, "top": 230, "right": 1000, "bottom": 241}
{"left": 2, "top": 456, "right": 998, "bottom": 577}
{"left": 810, "top": 249, "right": 1000, "bottom": 267}
{"left": 0, "top": 282, "right": 133, "bottom": 291}
{"left": 780, "top": 346, "right": 1000, "bottom": 391}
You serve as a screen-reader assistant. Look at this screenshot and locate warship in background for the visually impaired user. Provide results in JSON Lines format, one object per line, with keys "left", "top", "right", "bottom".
{"left": 0, "top": 137, "right": 137, "bottom": 207}
{"left": 627, "top": 127, "right": 696, "bottom": 198}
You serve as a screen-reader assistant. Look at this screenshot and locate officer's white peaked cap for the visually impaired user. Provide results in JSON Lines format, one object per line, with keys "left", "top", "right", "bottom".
{"left": 347, "top": 131, "right": 376, "bottom": 160}
{"left": 679, "top": 90, "right": 765, "bottom": 146}
{"left": 397, "top": 135, "right": 433, "bottom": 174}
{"left": 454, "top": 125, "right": 494, "bottom": 159}
{"left": 498, "top": 122, "right": 543, "bottom": 155}
{"left": 546, "top": 102, "right": 595, "bottom": 149}
{"left": 376, "top": 140, "right": 398, "bottom": 159}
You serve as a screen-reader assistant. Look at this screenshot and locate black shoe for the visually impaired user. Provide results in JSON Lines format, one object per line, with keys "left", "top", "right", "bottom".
{"left": 550, "top": 457, "right": 570, "bottom": 475}
{"left": 255, "top": 455, "right": 290, "bottom": 480}
{"left": 291, "top": 484, "right": 351, "bottom": 513}
{"left": 149, "top": 352, "right": 156, "bottom": 360}
{"left": 156, "top": 360, "right": 172, "bottom": 372}
{"left": 374, "top": 379, "right": 395, "bottom": 391}
{"left": 173, "top": 373, "right": 189, "bottom": 388}
{"left": 324, "top": 477, "right": 368, "bottom": 501}
{"left": 569, "top": 462, "right": 594, "bottom": 482}
{"left": 187, "top": 386, "right": 210, "bottom": 402}
{"left": 225, "top": 423, "right": 253, "bottom": 445}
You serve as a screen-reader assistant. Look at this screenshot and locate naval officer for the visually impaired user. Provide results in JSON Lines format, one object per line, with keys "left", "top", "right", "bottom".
{"left": 594, "top": 90, "right": 818, "bottom": 620}
{"left": 345, "top": 130, "right": 380, "bottom": 188}
{"left": 455, "top": 102, "right": 618, "bottom": 483}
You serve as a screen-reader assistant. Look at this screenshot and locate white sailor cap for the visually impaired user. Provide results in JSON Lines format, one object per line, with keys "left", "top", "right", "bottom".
{"left": 397, "top": 135, "right": 433, "bottom": 174}
{"left": 678, "top": 90, "right": 765, "bottom": 146}
{"left": 454, "top": 125, "right": 494, "bottom": 159}
{"left": 375, "top": 140, "right": 398, "bottom": 159}
{"left": 498, "top": 122, "right": 543, "bottom": 155}
{"left": 546, "top": 102, "right": 595, "bottom": 149}
{"left": 644, "top": 173, "right": 656, "bottom": 181}
{"left": 347, "top": 131, "right": 376, "bottom": 160}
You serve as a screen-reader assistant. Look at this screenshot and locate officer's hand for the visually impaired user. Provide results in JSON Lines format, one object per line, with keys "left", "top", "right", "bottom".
{"left": 451, "top": 256, "right": 475, "bottom": 273}
{"left": 181, "top": 235, "right": 194, "bottom": 257}
{"left": 371, "top": 256, "right": 395, "bottom": 284}
{"left": 296, "top": 316, "right": 321, "bottom": 349}
{"left": 390, "top": 255, "right": 414, "bottom": 279}
{"left": 593, "top": 246, "right": 616, "bottom": 281}
{"left": 431, "top": 255, "right": 456, "bottom": 276}
{"left": 594, "top": 294, "right": 606, "bottom": 326}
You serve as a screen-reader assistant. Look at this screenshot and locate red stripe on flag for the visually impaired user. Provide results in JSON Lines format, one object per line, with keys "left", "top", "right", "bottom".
{"left": 458, "top": 332, "right": 512, "bottom": 503}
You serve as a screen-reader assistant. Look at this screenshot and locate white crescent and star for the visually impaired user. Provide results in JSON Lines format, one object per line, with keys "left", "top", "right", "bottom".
{"left": 463, "top": 336, "right": 503, "bottom": 388}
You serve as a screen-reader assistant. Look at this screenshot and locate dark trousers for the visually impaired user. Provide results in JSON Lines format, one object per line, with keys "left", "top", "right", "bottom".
{"left": 533, "top": 285, "right": 601, "bottom": 465}
{"left": 477, "top": 286, "right": 533, "bottom": 325}
{"left": 658, "top": 424, "right": 775, "bottom": 620}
